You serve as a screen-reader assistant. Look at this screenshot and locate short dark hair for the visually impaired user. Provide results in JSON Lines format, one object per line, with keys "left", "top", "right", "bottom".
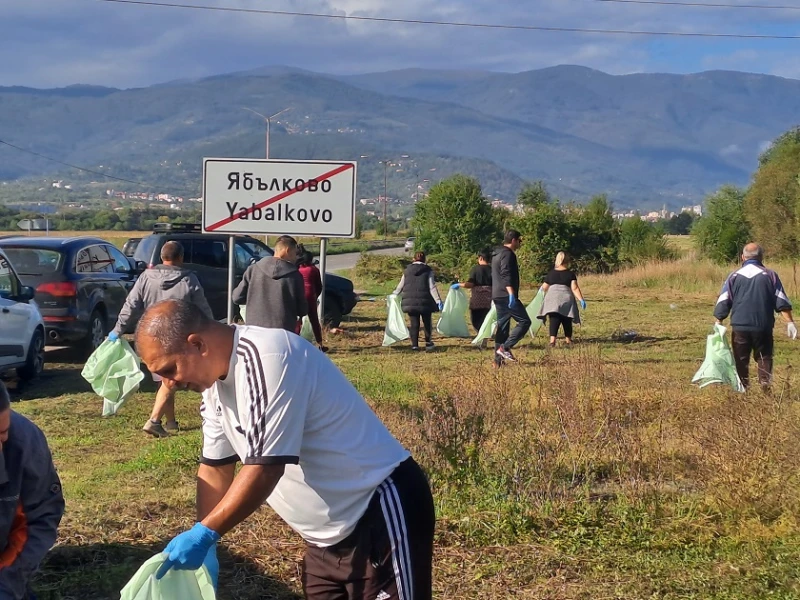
{"left": 478, "top": 248, "right": 491, "bottom": 263}
{"left": 0, "top": 381, "right": 10, "bottom": 412}
{"left": 161, "top": 241, "right": 184, "bottom": 262}
{"left": 135, "top": 299, "right": 214, "bottom": 354}
{"left": 504, "top": 230, "right": 521, "bottom": 244}
{"left": 275, "top": 236, "right": 298, "bottom": 254}
{"left": 414, "top": 251, "right": 426, "bottom": 263}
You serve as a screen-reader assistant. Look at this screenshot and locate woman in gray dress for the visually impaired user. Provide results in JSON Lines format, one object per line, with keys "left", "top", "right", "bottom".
{"left": 537, "top": 252, "right": 586, "bottom": 348}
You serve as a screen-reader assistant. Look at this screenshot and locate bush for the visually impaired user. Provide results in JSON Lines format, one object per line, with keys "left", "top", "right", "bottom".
{"left": 354, "top": 253, "right": 408, "bottom": 283}
{"left": 619, "top": 218, "right": 676, "bottom": 264}
{"left": 694, "top": 186, "right": 750, "bottom": 264}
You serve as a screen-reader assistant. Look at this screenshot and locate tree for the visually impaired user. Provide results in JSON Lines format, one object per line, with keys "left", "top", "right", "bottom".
{"left": 569, "top": 195, "right": 620, "bottom": 273}
{"left": 693, "top": 186, "right": 750, "bottom": 263}
{"left": 412, "top": 175, "right": 501, "bottom": 267}
{"left": 517, "top": 180, "right": 550, "bottom": 210}
{"left": 744, "top": 128, "right": 800, "bottom": 259}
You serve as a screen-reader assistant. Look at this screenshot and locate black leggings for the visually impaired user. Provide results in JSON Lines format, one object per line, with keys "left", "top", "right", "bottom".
{"left": 548, "top": 313, "right": 573, "bottom": 339}
{"left": 470, "top": 308, "right": 490, "bottom": 332}
{"left": 408, "top": 312, "right": 433, "bottom": 346}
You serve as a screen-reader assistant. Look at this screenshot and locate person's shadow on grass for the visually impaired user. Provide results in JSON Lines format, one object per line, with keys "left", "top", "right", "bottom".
{"left": 32, "top": 541, "right": 301, "bottom": 600}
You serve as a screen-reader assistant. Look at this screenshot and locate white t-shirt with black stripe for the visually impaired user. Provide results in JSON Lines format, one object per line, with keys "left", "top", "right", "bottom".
{"left": 200, "top": 326, "right": 410, "bottom": 547}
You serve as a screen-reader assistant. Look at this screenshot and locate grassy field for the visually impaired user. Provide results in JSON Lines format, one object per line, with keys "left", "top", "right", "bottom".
{"left": 7, "top": 254, "right": 800, "bottom": 599}
{"left": 0, "top": 230, "right": 405, "bottom": 255}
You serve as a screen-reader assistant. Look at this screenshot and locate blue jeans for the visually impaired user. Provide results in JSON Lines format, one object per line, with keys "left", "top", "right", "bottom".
{"left": 494, "top": 299, "right": 531, "bottom": 351}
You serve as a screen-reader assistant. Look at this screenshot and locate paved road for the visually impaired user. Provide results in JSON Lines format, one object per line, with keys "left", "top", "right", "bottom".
{"left": 325, "top": 247, "right": 406, "bottom": 272}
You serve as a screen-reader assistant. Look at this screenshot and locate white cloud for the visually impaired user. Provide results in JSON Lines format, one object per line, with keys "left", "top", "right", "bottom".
{"left": 720, "top": 144, "right": 741, "bottom": 157}
{"left": 2, "top": 0, "right": 800, "bottom": 87}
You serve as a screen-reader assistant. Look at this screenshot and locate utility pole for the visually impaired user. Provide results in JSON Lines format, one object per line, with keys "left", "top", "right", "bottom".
{"left": 380, "top": 159, "right": 389, "bottom": 240}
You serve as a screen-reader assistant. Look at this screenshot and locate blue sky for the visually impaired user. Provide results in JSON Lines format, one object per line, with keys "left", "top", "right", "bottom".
{"left": 2, "top": 0, "right": 800, "bottom": 88}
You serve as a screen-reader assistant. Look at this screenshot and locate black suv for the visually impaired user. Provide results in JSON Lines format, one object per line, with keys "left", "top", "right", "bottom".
{"left": 131, "top": 224, "right": 357, "bottom": 327}
{"left": 0, "top": 236, "right": 139, "bottom": 351}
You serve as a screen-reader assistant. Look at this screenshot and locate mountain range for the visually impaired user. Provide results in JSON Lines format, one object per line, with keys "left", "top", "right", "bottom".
{"left": 1, "top": 65, "right": 799, "bottom": 209}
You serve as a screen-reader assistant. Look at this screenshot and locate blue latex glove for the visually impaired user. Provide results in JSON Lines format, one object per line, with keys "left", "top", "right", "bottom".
{"left": 508, "top": 294, "right": 516, "bottom": 308}
{"left": 450, "top": 283, "right": 460, "bottom": 290}
{"left": 156, "top": 523, "right": 221, "bottom": 580}
{"left": 108, "top": 332, "right": 119, "bottom": 342}
{"left": 437, "top": 301, "right": 444, "bottom": 311}
{"left": 580, "top": 299, "right": 587, "bottom": 310}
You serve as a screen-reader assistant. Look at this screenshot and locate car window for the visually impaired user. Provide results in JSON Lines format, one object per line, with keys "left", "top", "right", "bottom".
{"left": 238, "top": 240, "right": 273, "bottom": 260}
{"left": 75, "top": 244, "right": 116, "bottom": 274}
{"left": 0, "top": 254, "right": 20, "bottom": 299}
{"left": 234, "top": 244, "right": 250, "bottom": 271}
{"left": 3, "top": 247, "right": 62, "bottom": 275}
{"left": 107, "top": 245, "right": 131, "bottom": 273}
{"left": 188, "top": 239, "right": 228, "bottom": 269}
{"left": 133, "top": 236, "right": 159, "bottom": 264}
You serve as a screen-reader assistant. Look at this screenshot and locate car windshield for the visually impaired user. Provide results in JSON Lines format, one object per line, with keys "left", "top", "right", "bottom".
{"left": 3, "top": 247, "right": 62, "bottom": 275}
{"left": 238, "top": 240, "right": 273, "bottom": 261}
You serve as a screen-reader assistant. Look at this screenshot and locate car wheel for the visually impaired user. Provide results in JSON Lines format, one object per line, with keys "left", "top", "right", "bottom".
{"left": 323, "top": 295, "right": 343, "bottom": 329}
{"left": 18, "top": 329, "right": 45, "bottom": 381}
{"left": 84, "top": 310, "right": 106, "bottom": 353}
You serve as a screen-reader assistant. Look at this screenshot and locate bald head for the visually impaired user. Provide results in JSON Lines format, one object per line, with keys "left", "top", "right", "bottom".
{"left": 136, "top": 300, "right": 213, "bottom": 354}
{"left": 135, "top": 300, "right": 232, "bottom": 393}
{"left": 742, "top": 243, "right": 764, "bottom": 262}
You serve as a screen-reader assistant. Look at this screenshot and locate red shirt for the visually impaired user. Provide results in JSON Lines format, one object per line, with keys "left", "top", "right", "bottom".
{"left": 299, "top": 264, "right": 323, "bottom": 301}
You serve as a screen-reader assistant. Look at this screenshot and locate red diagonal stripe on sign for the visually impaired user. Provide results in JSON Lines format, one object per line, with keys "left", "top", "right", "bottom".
{"left": 206, "top": 163, "right": 354, "bottom": 232}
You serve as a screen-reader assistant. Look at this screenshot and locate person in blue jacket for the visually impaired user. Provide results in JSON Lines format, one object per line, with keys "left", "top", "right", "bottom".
{"left": 0, "top": 381, "right": 64, "bottom": 599}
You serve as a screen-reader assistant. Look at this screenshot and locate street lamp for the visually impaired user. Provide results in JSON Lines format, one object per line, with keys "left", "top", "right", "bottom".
{"left": 242, "top": 106, "right": 292, "bottom": 159}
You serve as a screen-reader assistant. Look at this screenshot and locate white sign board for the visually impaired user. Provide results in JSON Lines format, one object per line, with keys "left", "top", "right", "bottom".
{"left": 202, "top": 158, "right": 357, "bottom": 237}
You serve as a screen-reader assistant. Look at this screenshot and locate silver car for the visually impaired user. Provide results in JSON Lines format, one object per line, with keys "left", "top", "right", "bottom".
{"left": 404, "top": 237, "right": 415, "bottom": 252}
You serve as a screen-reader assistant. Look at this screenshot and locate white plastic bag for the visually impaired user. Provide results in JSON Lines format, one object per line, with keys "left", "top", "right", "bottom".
{"left": 81, "top": 339, "right": 144, "bottom": 417}
{"left": 692, "top": 324, "right": 745, "bottom": 392}
{"left": 437, "top": 288, "right": 471, "bottom": 337}
{"left": 526, "top": 288, "right": 546, "bottom": 338}
{"left": 120, "top": 553, "right": 216, "bottom": 600}
{"left": 471, "top": 302, "right": 497, "bottom": 346}
{"left": 300, "top": 316, "right": 315, "bottom": 342}
{"left": 382, "top": 294, "right": 410, "bottom": 346}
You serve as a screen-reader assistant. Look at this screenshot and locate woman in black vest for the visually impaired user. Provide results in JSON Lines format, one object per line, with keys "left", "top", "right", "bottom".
{"left": 392, "top": 252, "right": 444, "bottom": 351}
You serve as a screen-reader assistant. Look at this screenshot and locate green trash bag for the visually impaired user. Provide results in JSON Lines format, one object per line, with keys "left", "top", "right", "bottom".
{"left": 692, "top": 324, "right": 745, "bottom": 392}
{"left": 300, "top": 315, "right": 315, "bottom": 342}
{"left": 81, "top": 339, "right": 145, "bottom": 416}
{"left": 239, "top": 305, "right": 247, "bottom": 323}
{"left": 382, "top": 294, "right": 410, "bottom": 347}
{"left": 437, "top": 288, "right": 470, "bottom": 338}
{"left": 526, "top": 288, "right": 546, "bottom": 338}
{"left": 471, "top": 302, "right": 497, "bottom": 346}
{"left": 120, "top": 553, "right": 216, "bottom": 600}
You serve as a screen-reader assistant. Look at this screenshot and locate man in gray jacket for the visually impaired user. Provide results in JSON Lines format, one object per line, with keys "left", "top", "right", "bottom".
{"left": 232, "top": 235, "right": 308, "bottom": 331}
{"left": 0, "top": 381, "right": 64, "bottom": 599}
{"left": 110, "top": 241, "right": 213, "bottom": 437}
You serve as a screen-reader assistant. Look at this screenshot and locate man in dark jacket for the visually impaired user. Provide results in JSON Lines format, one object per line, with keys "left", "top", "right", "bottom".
{"left": 233, "top": 235, "right": 308, "bottom": 332}
{"left": 0, "top": 381, "right": 64, "bottom": 600}
{"left": 492, "top": 230, "right": 531, "bottom": 365}
{"left": 714, "top": 243, "right": 796, "bottom": 389}
{"left": 110, "top": 241, "right": 213, "bottom": 438}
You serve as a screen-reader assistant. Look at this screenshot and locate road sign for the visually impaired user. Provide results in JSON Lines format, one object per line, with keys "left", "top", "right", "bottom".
{"left": 202, "top": 158, "right": 357, "bottom": 237}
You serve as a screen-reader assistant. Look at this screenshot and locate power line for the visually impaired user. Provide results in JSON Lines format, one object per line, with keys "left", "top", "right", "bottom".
{"left": 590, "top": 0, "right": 800, "bottom": 9}
{"left": 97, "top": 0, "right": 800, "bottom": 39}
{"left": 0, "top": 138, "right": 148, "bottom": 186}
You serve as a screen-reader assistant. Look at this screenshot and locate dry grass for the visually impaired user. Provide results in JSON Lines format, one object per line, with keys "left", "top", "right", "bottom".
{"left": 9, "top": 256, "right": 800, "bottom": 599}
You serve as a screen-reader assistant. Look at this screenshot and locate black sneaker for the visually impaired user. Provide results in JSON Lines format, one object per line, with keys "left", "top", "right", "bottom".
{"left": 496, "top": 346, "right": 517, "bottom": 362}
{"left": 411, "top": 346, "right": 420, "bottom": 351}
{"left": 425, "top": 342, "right": 435, "bottom": 352}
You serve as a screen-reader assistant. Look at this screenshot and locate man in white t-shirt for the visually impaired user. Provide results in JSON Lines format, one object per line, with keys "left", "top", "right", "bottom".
{"left": 134, "top": 299, "right": 434, "bottom": 600}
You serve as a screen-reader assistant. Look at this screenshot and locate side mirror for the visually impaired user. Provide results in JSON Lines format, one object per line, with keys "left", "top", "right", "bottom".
{"left": 134, "top": 261, "right": 147, "bottom": 274}
{"left": 18, "top": 285, "right": 35, "bottom": 302}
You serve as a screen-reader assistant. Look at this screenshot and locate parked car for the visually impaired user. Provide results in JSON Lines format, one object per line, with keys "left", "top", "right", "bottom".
{"left": 0, "top": 237, "right": 139, "bottom": 352}
{"left": 404, "top": 237, "right": 416, "bottom": 252}
{"left": 0, "top": 247, "right": 46, "bottom": 380}
{"left": 130, "top": 223, "right": 358, "bottom": 327}
{"left": 121, "top": 238, "right": 141, "bottom": 257}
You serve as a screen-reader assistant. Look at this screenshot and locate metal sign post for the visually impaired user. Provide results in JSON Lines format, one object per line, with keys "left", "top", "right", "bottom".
{"left": 201, "top": 158, "right": 357, "bottom": 327}
{"left": 318, "top": 237, "right": 328, "bottom": 322}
